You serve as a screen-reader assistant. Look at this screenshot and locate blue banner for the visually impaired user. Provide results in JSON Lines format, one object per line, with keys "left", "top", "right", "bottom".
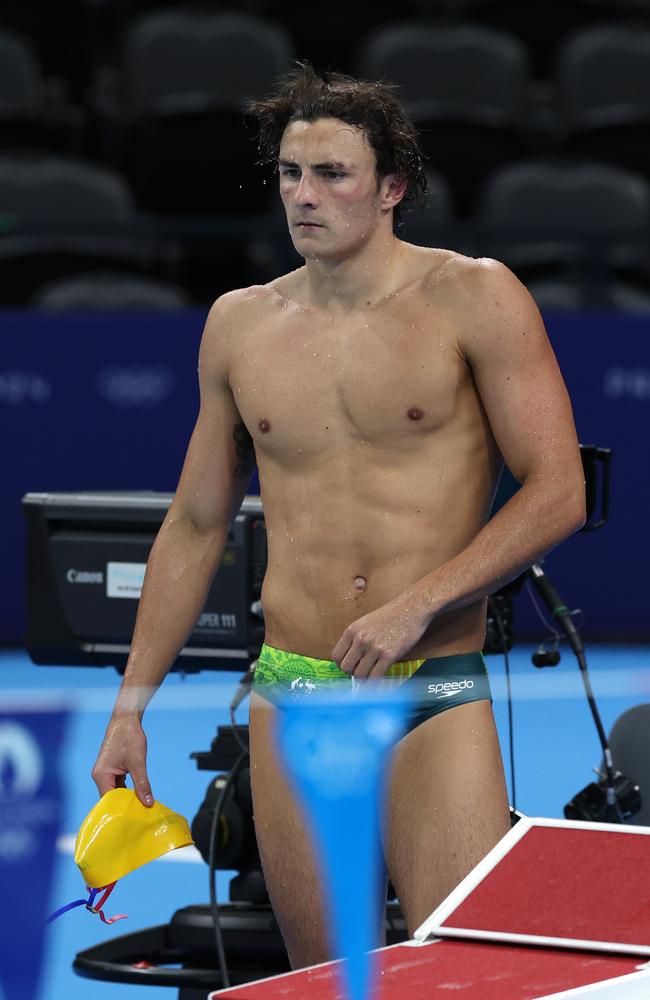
{"left": 2, "top": 309, "right": 205, "bottom": 644}
{"left": 0, "top": 707, "right": 69, "bottom": 1000}
{"left": 519, "top": 312, "right": 650, "bottom": 640}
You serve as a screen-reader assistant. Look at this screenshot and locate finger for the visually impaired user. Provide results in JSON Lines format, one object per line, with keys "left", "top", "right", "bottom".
{"left": 92, "top": 764, "right": 116, "bottom": 797}
{"left": 366, "top": 655, "right": 392, "bottom": 679}
{"left": 339, "top": 645, "right": 364, "bottom": 674}
{"left": 340, "top": 642, "right": 364, "bottom": 674}
{"left": 331, "top": 632, "right": 353, "bottom": 667}
{"left": 93, "top": 775, "right": 114, "bottom": 797}
{"left": 131, "top": 769, "right": 154, "bottom": 807}
{"left": 353, "top": 650, "right": 382, "bottom": 679}
{"left": 92, "top": 764, "right": 126, "bottom": 798}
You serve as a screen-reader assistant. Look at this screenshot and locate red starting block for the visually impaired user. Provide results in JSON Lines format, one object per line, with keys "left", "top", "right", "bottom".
{"left": 210, "top": 818, "right": 650, "bottom": 999}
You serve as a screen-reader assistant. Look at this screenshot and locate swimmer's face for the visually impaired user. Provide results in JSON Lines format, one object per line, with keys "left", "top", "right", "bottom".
{"left": 278, "top": 117, "right": 405, "bottom": 260}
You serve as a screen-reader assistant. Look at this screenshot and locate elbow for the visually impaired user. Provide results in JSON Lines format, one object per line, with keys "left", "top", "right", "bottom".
{"left": 562, "top": 483, "right": 587, "bottom": 535}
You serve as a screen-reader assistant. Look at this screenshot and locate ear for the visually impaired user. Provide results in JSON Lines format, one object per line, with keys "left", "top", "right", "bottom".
{"left": 380, "top": 172, "right": 408, "bottom": 211}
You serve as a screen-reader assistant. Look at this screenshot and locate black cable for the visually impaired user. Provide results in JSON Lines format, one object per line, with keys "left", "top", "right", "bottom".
{"left": 575, "top": 648, "right": 621, "bottom": 820}
{"left": 207, "top": 750, "right": 248, "bottom": 989}
{"left": 525, "top": 578, "right": 562, "bottom": 649}
{"left": 488, "top": 597, "right": 516, "bottom": 812}
{"left": 527, "top": 563, "right": 621, "bottom": 822}
{"left": 230, "top": 706, "right": 251, "bottom": 756}
{"left": 229, "top": 660, "right": 256, "bottom": 756}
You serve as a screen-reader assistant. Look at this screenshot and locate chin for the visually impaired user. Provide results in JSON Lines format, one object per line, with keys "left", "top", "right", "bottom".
{"left": 297, "top": 238, "right": 362, "bottom": 262}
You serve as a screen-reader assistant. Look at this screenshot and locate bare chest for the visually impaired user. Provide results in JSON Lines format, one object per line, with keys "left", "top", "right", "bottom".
{"left": 228, "top": 299, "right": 467, "bottom": 458}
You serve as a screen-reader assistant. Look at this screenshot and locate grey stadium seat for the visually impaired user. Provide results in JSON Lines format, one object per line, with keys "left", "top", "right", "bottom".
{"left": 32, "top": 272, "right": 190, "bottom": 310}
{"left": 356, "top": 24, "right": 532, "bottom": 212}
{"left": 119, "top": 10, "right": 295, "bottom": 213}
{"left": 122, "top": 10, "right": 295, "bottom": 117}
{"left": 0, "top": 155, "right": 135, "bottom": 224}
{"left": 0, "top": 28, "right": 44, "bottom": 144}
{"left": 400, "top": 169, "right": 471, "bottom": 249}
{"left": 357, "top": 23, "right": 529, "bottom": 127}
{"left": 477, "top": 160, "right": 650, "bottom": 269}
{"left": 556, "top": 26, "right": 650, "bottom": 175}
{"left": 526, "top": 277, "right": 650, "bottom": 311}
{"left": 411, "top": 170, "right": 454, "bottom": 223}
{"left": 525, "top": 279, "right": 585, "bottom": 310}
{"left": 609, "top": 282, "right": 650, "bottom": 312}
{"left": 0, "top": 156, "right": 155, "bottom": 304}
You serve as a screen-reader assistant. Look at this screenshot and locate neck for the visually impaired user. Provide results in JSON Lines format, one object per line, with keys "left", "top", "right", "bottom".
{"left": 303, "top": 229, "right": 406, "bottom": 311}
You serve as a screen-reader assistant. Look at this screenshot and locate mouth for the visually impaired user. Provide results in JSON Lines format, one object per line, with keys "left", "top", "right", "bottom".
{"left": 295, "top": 222, "right": 324, "bottom": 230}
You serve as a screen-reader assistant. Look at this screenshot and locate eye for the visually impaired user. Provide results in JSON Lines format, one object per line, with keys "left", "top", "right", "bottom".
{"left": 280, "top": 167, "right": 300, "bottom": 178}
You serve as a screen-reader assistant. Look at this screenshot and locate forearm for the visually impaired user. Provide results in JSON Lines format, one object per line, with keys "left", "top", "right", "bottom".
{"left": 113, "top": 513, "right": 228, "bottom": 719}
{"left": 412, "top": 478, "right": 585, "bottom": 621}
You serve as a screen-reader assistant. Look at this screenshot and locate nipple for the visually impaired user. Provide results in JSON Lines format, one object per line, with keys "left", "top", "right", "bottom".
{"left": 407, "top": 408, "right": 424, "bottom": 421}
{"left": 258, "top": 418, "right": 271, "bottom": 433}
{"left": 353, "top": 576, "right": 367, "bottom": 592}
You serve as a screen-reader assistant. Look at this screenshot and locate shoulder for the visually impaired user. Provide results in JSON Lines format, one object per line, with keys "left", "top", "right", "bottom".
{"left": 201, "top": 280, "right": 288, "bottom": 353}
{"left": 205, "top": 282, "right": 279, "bottom": 331}
{"left": 204, "top": 269, "right": 306, "bottom": 331}
{"left": 423, "top": 252, "right": 544, "bottom": 357}
{"left": 420, "top": 249, "right": 527, "bottom": 301}
{"left": 196, "top": 284, "right": 276, "bottom": 384}
{"left": 442, "top": 254, "right": 538, "bottom": 318}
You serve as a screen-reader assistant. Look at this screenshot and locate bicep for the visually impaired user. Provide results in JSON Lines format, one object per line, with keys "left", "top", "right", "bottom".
{"left": 462, "top": 261, "right": 581, "bottom": 488}
{"left": 171, "top": 304, "right": 256, "bottom": 534}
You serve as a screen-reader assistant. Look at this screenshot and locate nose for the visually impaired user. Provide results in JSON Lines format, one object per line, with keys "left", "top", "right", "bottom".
{"left": 294, "top": 171, "right": 318, "bottom": 208}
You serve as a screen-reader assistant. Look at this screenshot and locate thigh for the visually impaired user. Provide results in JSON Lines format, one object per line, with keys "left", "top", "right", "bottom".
{"left": 249, "top": 692, "right": 331, "bottom": 968}
{"left": 383, "top": 699, "right": 511, "bottom": 937}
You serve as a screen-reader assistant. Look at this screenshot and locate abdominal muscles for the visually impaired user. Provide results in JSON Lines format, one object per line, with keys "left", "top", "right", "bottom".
{"left": 258, "top": 468, "right": 495, "bottom": 660}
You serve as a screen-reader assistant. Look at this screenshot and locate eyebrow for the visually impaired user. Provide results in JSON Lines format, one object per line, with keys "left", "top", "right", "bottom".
{"left": 278, "top": 159, "right": 350, "bottom": 170}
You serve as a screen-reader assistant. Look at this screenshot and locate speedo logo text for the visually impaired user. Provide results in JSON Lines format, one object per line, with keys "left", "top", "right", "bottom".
{"left": 428, "top": 679, "right": 475, "bottom": 699}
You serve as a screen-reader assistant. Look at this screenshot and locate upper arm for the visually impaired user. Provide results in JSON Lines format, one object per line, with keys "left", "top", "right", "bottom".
{"left": 458, "top": 259, "right": 584, "bottom": 508}
{"left": 171, "top": 292, "right": 256, "bottom": 534}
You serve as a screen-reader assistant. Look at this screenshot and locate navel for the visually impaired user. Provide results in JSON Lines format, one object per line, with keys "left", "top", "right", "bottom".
{"left": 353, "top": 576, "right": 367, "bottom": 592}
{"left": 407, "top": 407, "right": 424, "bottom": 421}
{"left": 258, "top": 418, "right": 271, "bottom": 433}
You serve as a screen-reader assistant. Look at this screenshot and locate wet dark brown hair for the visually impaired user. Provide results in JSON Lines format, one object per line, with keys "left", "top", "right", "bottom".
{"left": 246, "top": 61, "right": 428, "bottom": 227}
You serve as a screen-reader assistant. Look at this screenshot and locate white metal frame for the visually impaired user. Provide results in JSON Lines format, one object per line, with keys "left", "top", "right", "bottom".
{"left": 537, "top": 964, "right": 650, "bottom": 999}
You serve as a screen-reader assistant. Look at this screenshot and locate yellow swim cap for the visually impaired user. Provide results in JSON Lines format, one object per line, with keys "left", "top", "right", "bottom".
{"left": 74, "top": 788, "right": 194, "bottom": 888}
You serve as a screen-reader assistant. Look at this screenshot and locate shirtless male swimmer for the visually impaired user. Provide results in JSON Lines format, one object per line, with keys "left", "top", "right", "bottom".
{"left": 92, "top": 63, "right": 586, "bottom": 969}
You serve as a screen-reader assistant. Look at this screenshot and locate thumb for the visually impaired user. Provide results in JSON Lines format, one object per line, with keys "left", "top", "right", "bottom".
{"left": 131, "top": 769, "right": 154, "bottom": 808}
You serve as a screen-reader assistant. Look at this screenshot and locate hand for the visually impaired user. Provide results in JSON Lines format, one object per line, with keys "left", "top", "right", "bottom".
{"left": 331, "top": 590, "right": 432, "bottom": 679}
{"left": 92, "top": 713, "right": 154, "bottom": 807}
